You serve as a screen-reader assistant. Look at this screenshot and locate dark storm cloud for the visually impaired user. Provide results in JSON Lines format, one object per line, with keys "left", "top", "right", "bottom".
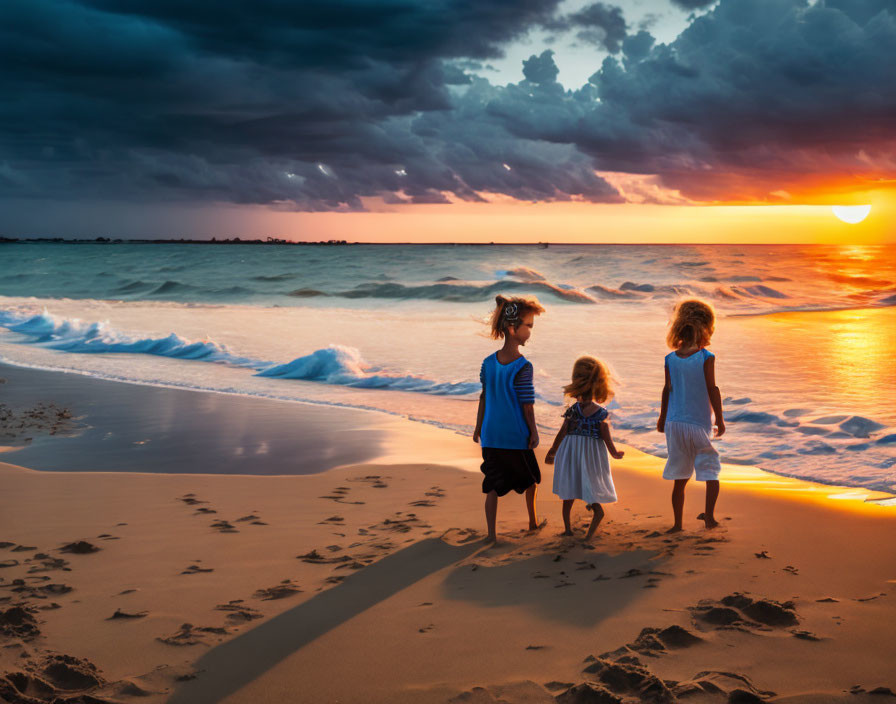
{"left": 621, "top": 30, "right": 655, "bottom": 66}
{"left": 669, "top": 0, "right": 718, "bottom": 9}
{"left": 1, "top": 0, "right": 894, "bottom": 209}
{"left": 567, "top": 3, "right": 629, "bottom": 53}
{"left": 489, "top": 0, "right": 896, "bottom": 201}
{"left": 543, "top": 2, "right": 628, "bottom": 53}
{"left": 0, "top": 0, "right": 623, "bottom": 209}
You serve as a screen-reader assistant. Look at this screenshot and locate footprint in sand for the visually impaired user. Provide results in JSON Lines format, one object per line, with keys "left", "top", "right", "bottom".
{"left": 158, "top": 623, "right": 229, "bottom": 646}
{"left": 215, "top": 600, "right": 263, "bottom": 622}
{"left": 253, "top": 581, "right": 301, "bottom": 600}
{"left": 298, "top": 549, "right": 352, "bottom": 565}
{"left": 210, "top": 520, "right": 238, "bottom": 533}
{"left": 0, "top": 605, "right": 41, "bottom": 639}
{"left": 321, "top": 486, "right": 366, "bottom": 505}
{"left": 692, "top": 593, "right": 800, "bottom": 630}
{"left": 109, "top": 609, "right": 148, "bottom": 620}
{"left": 350, "top": 474, "right": 389, "bottom": 489}
{"left": 854, "top": 592, "right": 887, "bottom": 602}
{"left": 440, "top": 528, "right": 480, "bottom": 546}
{"left": 374, "top": 512, "right": 430, "bottom": 534}
{"left": 791, "top": 629, "right": 822, "bottom": 640}
{"left": 181, "top": 565, "right": 214, "bottom": 575}
{"left": 59, "top": 541, "right": 100, "bottom": 554}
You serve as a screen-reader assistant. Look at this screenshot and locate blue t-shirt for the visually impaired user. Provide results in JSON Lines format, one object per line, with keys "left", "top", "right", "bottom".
{"left": 666, "top": 348, "right": 714, "bottom": 430}
{"left": 479, "top": 353, "right": 535, "bottom": 449}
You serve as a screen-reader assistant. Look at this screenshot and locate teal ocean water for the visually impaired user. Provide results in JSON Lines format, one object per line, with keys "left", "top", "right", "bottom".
{"left": 1, "top": 242, "right": 894, "bottom": 492}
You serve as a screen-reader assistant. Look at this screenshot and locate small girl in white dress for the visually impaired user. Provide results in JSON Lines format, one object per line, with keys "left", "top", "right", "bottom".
{"left": 546, "top": 356, "right": 624, "bottom": 540}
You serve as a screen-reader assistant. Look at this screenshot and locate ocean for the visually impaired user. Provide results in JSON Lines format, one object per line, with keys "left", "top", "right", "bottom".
{"left": 1, "top": 242, "right": 894, "bottom": 492}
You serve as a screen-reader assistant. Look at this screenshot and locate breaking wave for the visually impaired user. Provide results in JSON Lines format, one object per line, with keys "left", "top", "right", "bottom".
{"left": 0, "top": 309, "right": 481, "bottom": 398}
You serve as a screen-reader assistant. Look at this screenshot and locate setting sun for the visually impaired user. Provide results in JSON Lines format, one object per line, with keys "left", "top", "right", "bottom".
{"left": 832, "top": 204, "right": 872, "bottom": 224}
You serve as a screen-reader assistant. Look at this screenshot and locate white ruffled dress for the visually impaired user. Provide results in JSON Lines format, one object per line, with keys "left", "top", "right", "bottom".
{"left": 552, "top": 403, "right": 617, "bottom": 504}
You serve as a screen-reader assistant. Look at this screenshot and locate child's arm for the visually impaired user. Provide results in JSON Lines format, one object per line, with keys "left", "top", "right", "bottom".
{"left": 703, "top": 355, "right": 725, "bottom": 437}
{"left": 473, "top": 390, "right": 485, "bottom": 443}
{"left": 599, "top": 421, "right": 625, "bottom": 459}
{"left": 544, "top": 419, "right": 569, "bottom": 464}
{"left": 657, "top": 361, "right": 671, "bottom": 433}
{"left": 514, "top": 362, "right": 538, "bottom": 449}
{"left": 522, "top": 403, "right": 539, "bottom": 449}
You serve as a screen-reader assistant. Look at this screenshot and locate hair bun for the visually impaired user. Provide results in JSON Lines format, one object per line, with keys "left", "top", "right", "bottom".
{"left": 495, "top": 295, "right": 508, "bottom": 305}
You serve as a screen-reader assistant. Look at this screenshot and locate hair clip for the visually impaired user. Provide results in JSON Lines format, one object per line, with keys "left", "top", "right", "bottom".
{"left": 503, "top": 302, "right": 520, "bottom": 325}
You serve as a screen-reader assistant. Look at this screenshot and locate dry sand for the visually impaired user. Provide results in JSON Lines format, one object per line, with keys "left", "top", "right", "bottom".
{"left": 1, "top": 378, "right": 896, "bottom": 703}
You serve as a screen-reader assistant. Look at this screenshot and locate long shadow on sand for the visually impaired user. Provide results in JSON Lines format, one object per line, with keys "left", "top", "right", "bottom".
{"left": 166, "top": 537, "right": 480, "bottom": 704}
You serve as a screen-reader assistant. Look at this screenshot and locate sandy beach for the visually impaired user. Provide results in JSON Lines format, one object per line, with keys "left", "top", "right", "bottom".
{"left": 1, "top": 365, "right": 895, "bottom": 704}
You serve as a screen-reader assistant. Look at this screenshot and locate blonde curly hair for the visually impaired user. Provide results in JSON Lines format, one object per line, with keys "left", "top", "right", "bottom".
{"left": 488, "top": 294, "right": 546, "bottom": 339}
{"left": 667, "top": 299, "right": 715, "bottom": 350}
{"left": 563, "top": 355, "right": 613, "bottom": 404}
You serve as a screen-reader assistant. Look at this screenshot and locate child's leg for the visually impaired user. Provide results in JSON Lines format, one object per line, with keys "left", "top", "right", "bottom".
{"left": 704, "top": 480, "right": 720, "bottom": 528}
{"left": 561, "top": 499, "right": 574, "bottom": 535}
{"left": 667, "top": 478, "right": 688, "bottom": 533}
{"left": 525, "top": 484, "right": 540, "bottom": 530}
{"left": 584, "top": 503, "right": 605, "bottom": 540}
{"left": 484, "top": 491, "right": 498, "bottom": 542}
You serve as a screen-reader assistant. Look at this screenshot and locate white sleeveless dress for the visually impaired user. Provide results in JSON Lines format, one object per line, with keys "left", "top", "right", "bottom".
{"left": 552, "top": 403, "right": 617, "bottom": 504}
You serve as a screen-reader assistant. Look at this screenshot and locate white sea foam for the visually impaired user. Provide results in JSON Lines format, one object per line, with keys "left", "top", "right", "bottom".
{"left": 0, "top": 308, "right": 481, "bottom": 397}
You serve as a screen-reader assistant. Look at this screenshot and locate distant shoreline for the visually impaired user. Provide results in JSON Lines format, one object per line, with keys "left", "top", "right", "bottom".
{"left": 0, "top": 238, "right": 878, "bottom": 247}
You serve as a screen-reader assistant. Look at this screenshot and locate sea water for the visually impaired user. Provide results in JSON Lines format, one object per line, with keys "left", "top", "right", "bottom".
{"left": 1, "top": 242, "right": 894, "bottom": 492}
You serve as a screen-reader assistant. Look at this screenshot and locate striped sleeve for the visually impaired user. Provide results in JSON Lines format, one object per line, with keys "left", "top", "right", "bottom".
{"left": 513, "top": 362, "right": 535, "bottom": 404}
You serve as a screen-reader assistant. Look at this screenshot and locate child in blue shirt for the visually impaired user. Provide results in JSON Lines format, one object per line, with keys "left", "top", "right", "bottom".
{"left": 473, "top": 294, "right": 546, "bottom": 543}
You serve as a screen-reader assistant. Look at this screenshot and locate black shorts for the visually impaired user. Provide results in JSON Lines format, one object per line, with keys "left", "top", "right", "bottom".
{"left": 480, "top": 447, "right": 541, "bottom": 496}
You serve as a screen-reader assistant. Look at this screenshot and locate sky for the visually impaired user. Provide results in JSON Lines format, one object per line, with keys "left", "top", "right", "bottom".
{"left": 1, "top": 0, "right": 894, "bottom": 242}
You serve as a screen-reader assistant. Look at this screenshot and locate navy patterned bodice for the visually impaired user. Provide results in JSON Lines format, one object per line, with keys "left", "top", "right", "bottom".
{"left": 563, "top": 402, "right": 609, "bottom": 438}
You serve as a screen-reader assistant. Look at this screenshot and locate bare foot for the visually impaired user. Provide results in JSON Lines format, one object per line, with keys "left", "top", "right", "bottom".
{"left": 560, "top": 529, "right": 574, "bottom": 537}
{"left": 666, "top": 525, "right": 683, "bottom": 534}
{"left": 704, "top": 518, "right": 720, "bottom": 529}
{"left": 528, "top": 518, "right": 548, "bottom": 532}
{"left": 583, "top": 531, "right": 599, "bottom": 542}
{"left": 483, "top": 534, "right": 497, "bottom": 544}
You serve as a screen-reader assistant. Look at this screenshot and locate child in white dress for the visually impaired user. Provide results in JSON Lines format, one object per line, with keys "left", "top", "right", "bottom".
{"left": 546, "top": 356, "right": 624, "bottom": 541}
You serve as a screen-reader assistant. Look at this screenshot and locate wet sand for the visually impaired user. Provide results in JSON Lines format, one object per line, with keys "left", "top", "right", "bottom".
{"left": 0, "top": 363, "right": 464, "bottom": 475}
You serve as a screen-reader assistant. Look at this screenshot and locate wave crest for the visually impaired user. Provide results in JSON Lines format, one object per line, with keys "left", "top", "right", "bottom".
{"left": 0, "top": 309, "right": 481, "bottom": 398}
{"left": 257, "top": 345, "right": 480, "bottom": 395}
{"left": 333, "top": 280, "right": 596, "bottom": 304}
{"left": 0, "top": 310, "right": 259, "bottom": 366}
